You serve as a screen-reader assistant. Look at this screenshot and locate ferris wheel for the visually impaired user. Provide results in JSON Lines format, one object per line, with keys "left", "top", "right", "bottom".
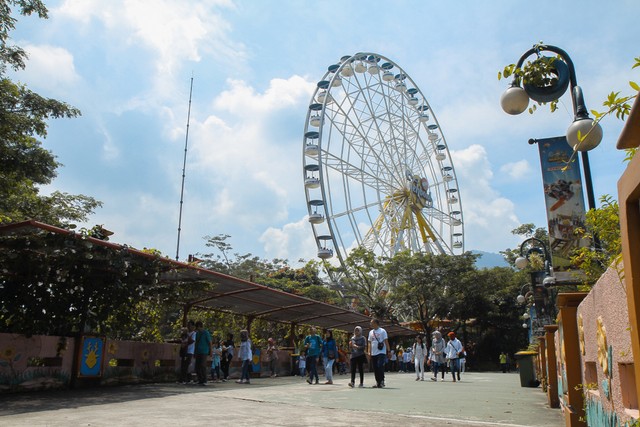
{"left": 303, "top": 53, "right": 464, "bottom": 268}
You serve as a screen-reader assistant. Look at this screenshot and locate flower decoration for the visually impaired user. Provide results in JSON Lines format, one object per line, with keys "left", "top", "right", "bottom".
{"left": 596, "top": 316, "right": 609, "bottom": 377}
{"left": 578, "top": 314, "right": 585, "bottom": 356}
{"left": 107, "top": 342, "right": 118, "bottom": 355}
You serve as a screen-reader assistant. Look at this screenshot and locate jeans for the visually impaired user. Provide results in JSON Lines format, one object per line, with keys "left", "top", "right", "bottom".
{"left": 241, "top": 359, "right": 251, "bottom": 381}
{"left": 325, "top": 359, "right": 334, "bottom": 381}
{"left": 210, "top": 364, "right": 220, "bottom": 380}
{"left": 180, "top": 354, "right": 193, "bottom": 382}
{"left": 350, "top": 354, "right": 366, "bottom": 385}
{"left": 221, "top": 357, "right": 230, "bottom": 379}
{"left": 432, "top": 361, "right": 445, "bottom": 379}
{"left": 306, "top": 355, "right": 319, "bottom": 382}
{"left": 373, "top": 354, "right": 386, "bottom": 386}
{"left": 195, "top": 353, "right": 208, "bottom": 384}
{"left": 449, "top": 358, "right": 461, "bottom": 380}
{"left": 415, "top": 357, "right": 425, "bottom": 379}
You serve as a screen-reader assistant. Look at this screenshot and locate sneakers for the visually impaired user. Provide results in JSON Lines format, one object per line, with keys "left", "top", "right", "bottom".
{"left": 415, "top": 377, "right": 420, "bottom": 381}
{"left": 325, "top": 380, "right": 333, "bottom": 385}
{"left": 430, "top": 377, "right": 437, "bottom": 382}
{"left": 236, "top": 379, "right": 245, "bottom": 384}
{"left": 358, "top": 384, "right": 364, "bottom": 388}
{"left": 306, "top": 378, "right": 312, "bottom": 385}
{"left": 421, "top": 378, "right": 424, "bottom": 381}
{"left": 372, "top": 384, "right": 379, "bottom": 388}
{"left": 348, "top": 382, "right": 354, "bottom": 388}
{"left": 315, "top": 380, "right": 319, "bottom": 384}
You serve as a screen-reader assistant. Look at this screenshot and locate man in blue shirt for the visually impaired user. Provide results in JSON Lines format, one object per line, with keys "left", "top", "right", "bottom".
{"left": 304, "top": 327, "right": 323, "bottom": 384}
{"left": 194, "top": 321, "right": 212, "bottom": 385}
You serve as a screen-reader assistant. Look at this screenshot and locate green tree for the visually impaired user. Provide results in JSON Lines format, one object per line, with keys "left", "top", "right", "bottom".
{"left": 384, "top": 251, "right": 478, "bottom": 336}
{"left": 336, "top": 247, "right": 399, "bottom": 320}
{"left": 0, "top": 0, "right": 100, "bottom": 226}
{"left": 571, "top": 195, "right": 622, "bottom": 285}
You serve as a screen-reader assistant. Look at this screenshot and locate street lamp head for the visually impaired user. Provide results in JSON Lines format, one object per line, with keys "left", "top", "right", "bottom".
{"left": 522, "top": 323, "right": 528, "bottom": 329}
{"left": 516, "top": 294, "right": 526, "bottom": 304}
{"left": 566, "top": 117, "right": 603, "bottom": 151}
{"left": 522, "top": 56, "right": 571, "bottom": 103}
{"left": 515, "top": 256, "right": 529, "bottom": 270}
{"left": 500, "top": 84, "right": 529, "bottom": 115}
{"left": 542, "top": 275, "right": 557, "bottom": 287}
{"left": 523, "top": 312, "right": 530, "bottom": 320}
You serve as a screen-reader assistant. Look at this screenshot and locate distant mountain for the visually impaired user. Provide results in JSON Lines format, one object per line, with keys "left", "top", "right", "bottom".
{"left": 471, "top": 250, "right": 510, "bottom": 269}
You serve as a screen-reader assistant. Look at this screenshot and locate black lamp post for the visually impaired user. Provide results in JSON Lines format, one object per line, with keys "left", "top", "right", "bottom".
{"left": 515, "top": 237, "right": 556, "bottom": 337}
{"left": 500, "top": 44, "right": 602, "bottom": 211}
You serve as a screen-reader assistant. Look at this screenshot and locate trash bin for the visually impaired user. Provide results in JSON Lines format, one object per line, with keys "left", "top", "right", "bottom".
{"left": 515, "top": 351, "right": 539, "bottom": 387}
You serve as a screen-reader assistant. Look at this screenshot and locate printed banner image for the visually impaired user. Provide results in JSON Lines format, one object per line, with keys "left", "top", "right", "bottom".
{"left": 537, "top": 137, "right": 590, "bottom": 282}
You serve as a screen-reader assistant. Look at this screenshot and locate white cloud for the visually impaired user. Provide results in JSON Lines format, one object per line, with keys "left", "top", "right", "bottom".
{"left": 55, "top": 0, "right": 246, "bottom": 110}
{"left": 259, "top": 216, "right": 317, "bottom": 262}
{"left": 500, "top": 159, "right": 532, "bottom": 180}
{"left": 451, "top": 144, "right": 521, "bottom": 252}
{"left": 20, "top": 44, "right": 80, "bottom": 89}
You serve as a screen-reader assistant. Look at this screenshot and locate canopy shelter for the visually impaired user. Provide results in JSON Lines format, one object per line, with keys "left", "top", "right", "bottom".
{"left": 0, "top": 220, "right": 415, "bottom": 337}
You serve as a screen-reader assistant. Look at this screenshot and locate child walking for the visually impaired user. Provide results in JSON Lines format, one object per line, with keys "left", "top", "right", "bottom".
{"left": 298, "top": 350, "right": 306, "bottom": 378}
{"left": 210, "top": 337, "right": 222, "bottom": 382}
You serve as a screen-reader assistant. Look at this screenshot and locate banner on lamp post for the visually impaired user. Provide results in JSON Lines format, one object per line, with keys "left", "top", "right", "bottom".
{"left": 537, "top": 136, "right": 590, "bottom": 283}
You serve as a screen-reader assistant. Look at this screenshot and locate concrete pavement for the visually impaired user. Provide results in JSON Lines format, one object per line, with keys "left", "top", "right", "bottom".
{"left": 0, "top": 371, "right": 563, "bottom": 426}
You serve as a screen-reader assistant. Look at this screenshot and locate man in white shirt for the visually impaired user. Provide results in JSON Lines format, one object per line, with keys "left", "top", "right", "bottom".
{"left": 368, "top": 318, "right": 390, "bottom": 388}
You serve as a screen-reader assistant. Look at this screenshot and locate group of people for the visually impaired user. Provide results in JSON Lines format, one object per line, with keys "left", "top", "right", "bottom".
{"left": 179, "top": 319, "right": 465, "bottom": 388}
{"left": 296, "top": 319, "right": 466, "bottom": 389}
{"left": 178, "top": 321, "right": 259, "bottom": 386}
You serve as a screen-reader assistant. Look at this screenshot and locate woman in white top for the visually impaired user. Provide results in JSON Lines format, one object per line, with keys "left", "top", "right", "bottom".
{"left": 412, "top": 335, "right": 428, "bottom": 381}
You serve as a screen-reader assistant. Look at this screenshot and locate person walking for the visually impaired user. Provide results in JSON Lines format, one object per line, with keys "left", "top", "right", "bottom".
{"left": 210, "top": 337, "right": 222, "bottom": 382}
{"left": 236, "top": 330, "right": 252, "bottom": 384}
{"left": 220, "top": 333, "right": 234, "bottom": 382}
{"left": 347, "top": 326, "right": 367, "bottom": 388}
{"left": 413, "top": 335, "right": 428, "bottom": 381}
{"left": 266, "top": 337, "right": 278, "bottom": 377}
{"left": 500, "top": 352, "right": 508, "bottom": 373}
{"left": 194, "top": 321, "right": 212, "bottom": 386}
{"left": 445, "top": 331, "right": 464, "bottom": 382}
{"left": 322, "top": 329, "right": 337, "bottom": 384}
{"left": 368, "top": 318, "right": 389, "bottom": 388}
{"left": 298, "top": 349, "right": 306, "bottom": 378}
{"left": 397, "top": 346, "right": 404, "bottom": 372}
{"left": 429, "top": 330, "right": 446, "bottom": 381}
{"left": 304, "top": 327, "right": 322, "bottom": 385}
{"left": 178, "top": 325, "right": 195, "bottom": 384}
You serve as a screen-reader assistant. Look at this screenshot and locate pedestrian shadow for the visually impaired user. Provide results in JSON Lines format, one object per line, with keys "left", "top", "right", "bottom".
{"left": 0, "top": 383, "right": 226, "bottom": 416}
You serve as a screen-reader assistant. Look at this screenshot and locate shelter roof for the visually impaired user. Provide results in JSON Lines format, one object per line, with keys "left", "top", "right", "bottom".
{"left": 0, "top": 220, "right": 415, "bottom": 337}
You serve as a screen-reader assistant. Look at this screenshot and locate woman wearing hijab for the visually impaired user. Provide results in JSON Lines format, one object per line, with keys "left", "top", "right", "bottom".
{"left": 429, "top": 330, "right": 446, "bottom": 381}
{"left": 348, "top": 326, "right": 367, "bottom": 388}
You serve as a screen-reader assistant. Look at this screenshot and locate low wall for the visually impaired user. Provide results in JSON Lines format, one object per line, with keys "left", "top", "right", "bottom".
{"left": 0, "top": 333, "right": 305, "bottom": 393}
{"left": 0, "top": 333, "right": 73, "bottom": 392}
{"left": 577, "top": 267, "right": 638, "bottom": 425}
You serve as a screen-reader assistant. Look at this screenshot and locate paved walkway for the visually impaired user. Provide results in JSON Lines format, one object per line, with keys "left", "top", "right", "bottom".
{"left": 0, "top": 371, "right": 563, "bottom": 426}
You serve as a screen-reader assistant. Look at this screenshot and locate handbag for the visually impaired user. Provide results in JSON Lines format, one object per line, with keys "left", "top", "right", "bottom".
{"left": 328, "top": 350, "right": 336, "bottom": 360}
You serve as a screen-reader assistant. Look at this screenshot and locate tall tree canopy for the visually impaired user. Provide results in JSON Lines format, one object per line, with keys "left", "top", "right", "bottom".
{"left": 0, "top": 0, "right": 101, "bottom": 226}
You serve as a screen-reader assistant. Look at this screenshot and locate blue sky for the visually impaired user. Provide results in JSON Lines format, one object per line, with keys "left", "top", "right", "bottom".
{"left": 11, "top": 0, "right": 639, "bottom": 264}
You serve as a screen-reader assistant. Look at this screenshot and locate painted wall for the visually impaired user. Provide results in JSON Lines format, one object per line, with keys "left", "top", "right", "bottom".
{"left": 577, "top": 266, "right": 638, "bottom": 426}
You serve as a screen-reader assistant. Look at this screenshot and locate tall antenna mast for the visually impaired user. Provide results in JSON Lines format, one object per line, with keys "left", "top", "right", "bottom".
{"left": 176, "top": 76, "right": 194, "bottom": 261}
